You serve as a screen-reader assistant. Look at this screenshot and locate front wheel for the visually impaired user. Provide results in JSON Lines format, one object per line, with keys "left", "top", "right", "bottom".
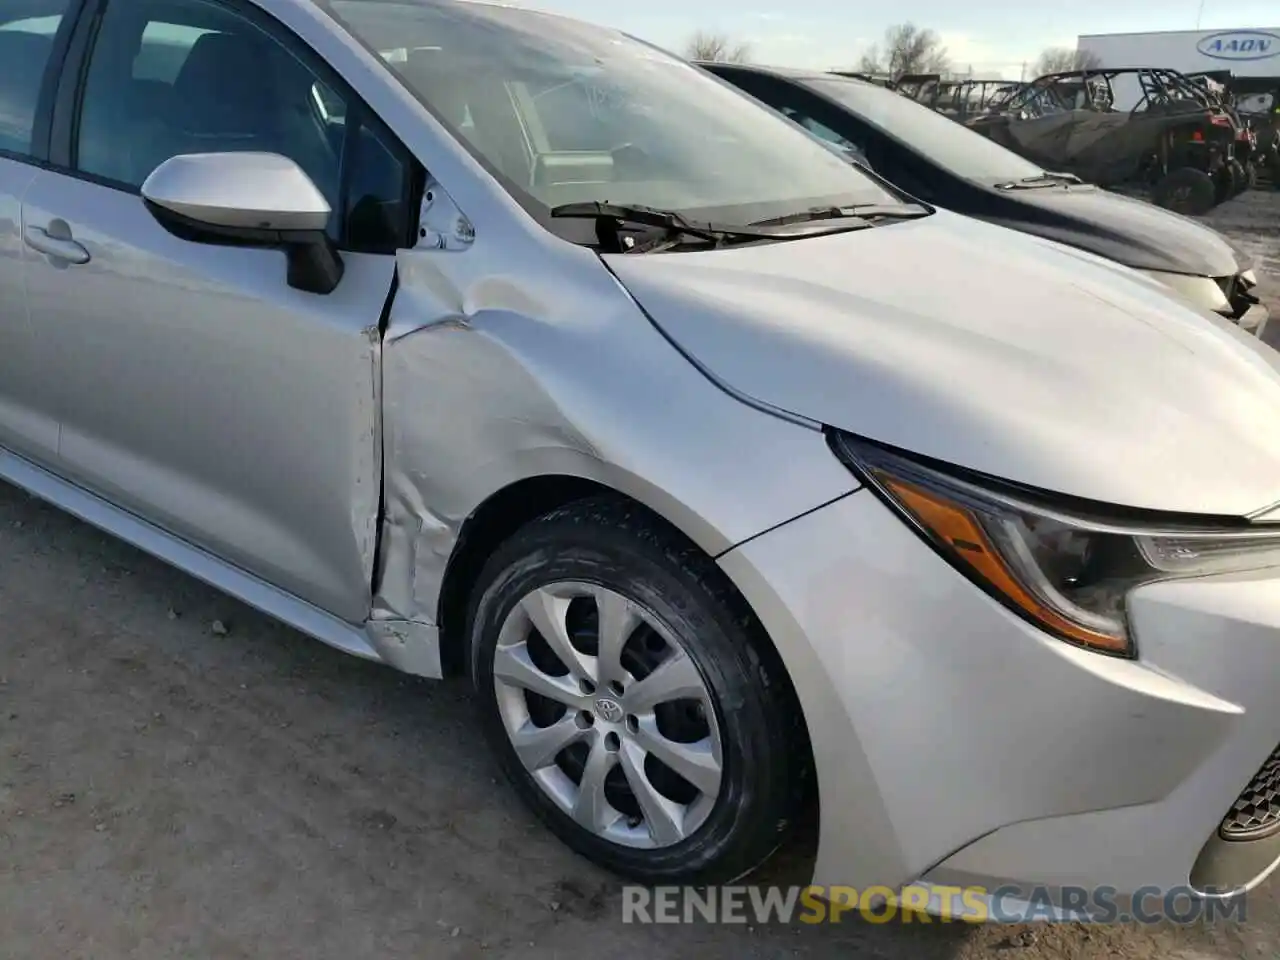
{"left": 467, "top": 498, "right": 807, "bottom": 884}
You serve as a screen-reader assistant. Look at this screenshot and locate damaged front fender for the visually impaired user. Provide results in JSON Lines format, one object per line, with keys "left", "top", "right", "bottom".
{"left": 361, "top": 186, "right": 856, "bottom": 678}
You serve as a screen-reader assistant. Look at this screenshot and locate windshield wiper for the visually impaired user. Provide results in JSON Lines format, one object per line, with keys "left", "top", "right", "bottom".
{"left": 550, "top": 201, "right": 877, "bottom": 253}
{"left": 750, "top": 202, "right": 931, "bottom": 228}
{"left": 551, "top": 202, "right": 782, "bottom": 253}
{"left": 996, "top": 171, "right": 1084, "bottom": 189}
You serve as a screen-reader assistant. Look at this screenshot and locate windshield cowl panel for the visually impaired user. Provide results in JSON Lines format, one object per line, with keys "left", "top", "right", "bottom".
{"left": 318, "top": 0, "right": 899, "bottom": 239}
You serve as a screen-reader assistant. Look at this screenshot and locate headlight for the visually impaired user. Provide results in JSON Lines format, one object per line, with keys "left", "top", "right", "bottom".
{"left": 1137, "top": 269, "right": 1230, "bottom": 315}
{"left": 830, "top": 433, "right": 1280, "bottom": 658}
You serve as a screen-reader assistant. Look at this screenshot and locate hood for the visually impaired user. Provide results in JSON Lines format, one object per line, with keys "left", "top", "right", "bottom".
{"left": 988, "top": 184, "right": 1247, "bottom": 277}
{"left": 606, "top": 211, "right": 1280, "bottom": 517}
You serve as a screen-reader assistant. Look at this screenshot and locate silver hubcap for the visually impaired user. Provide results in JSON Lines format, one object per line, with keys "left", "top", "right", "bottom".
{"left": 492, "top": 581, "right": 724, "bottom": 848}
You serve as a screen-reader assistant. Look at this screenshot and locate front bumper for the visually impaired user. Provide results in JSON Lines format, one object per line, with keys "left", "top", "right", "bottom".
{"left": 1237, "top": 302, "right": 1270, "bottom": 338}
{"left": 719, "top": 489, "right": 1280, "bottom": 905}
{"left": 1142, "top": 270, "right": 1268, "bottom": 337}
{"left": 1217, "top": 271, "right": 1269, "bottom": 337}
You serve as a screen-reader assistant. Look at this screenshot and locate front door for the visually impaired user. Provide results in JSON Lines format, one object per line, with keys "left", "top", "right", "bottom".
{"left": 0, "top": 0, "right": 77, "bottom": 463}
{"left": 22, "top": 0, "right": 415, "bottom": 621}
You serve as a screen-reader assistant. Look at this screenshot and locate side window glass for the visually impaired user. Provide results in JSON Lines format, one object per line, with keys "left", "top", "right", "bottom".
{"left": 344, "top": 122, "right": 411, "bottom": 253}
{"left": 75, "top": 0, "right": 346, "bottom": 237}
{"left": 313, "top": 81, "right": 347, "bottom": 125}
{"left": 808, "top": 119, "right": 852, "bottom": 148}
{"left": 782, "top": 108, "right": 855, "bottom": 151}
{"left": 0, "top": 0, "right": 73, "bottom": 157}
{"left": 778, "top": 104, "right": 870, "bottom": 168}
{"left": 133, "top": 22, "right": 215, "bottom": 82}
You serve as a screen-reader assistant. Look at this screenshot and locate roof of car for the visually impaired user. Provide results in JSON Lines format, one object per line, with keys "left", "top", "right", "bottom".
{"left": 694, "top": 61, "right": 860, "bottom": 85}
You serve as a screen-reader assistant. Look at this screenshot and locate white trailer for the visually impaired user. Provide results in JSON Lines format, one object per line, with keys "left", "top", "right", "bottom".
{"left": 1078, "top": 28, "right": 1280, "bottom": 78}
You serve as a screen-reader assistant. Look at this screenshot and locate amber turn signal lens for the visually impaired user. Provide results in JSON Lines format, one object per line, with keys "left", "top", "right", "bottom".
{"left": 879, "top": 475, "right": 1131, "bottom": 654}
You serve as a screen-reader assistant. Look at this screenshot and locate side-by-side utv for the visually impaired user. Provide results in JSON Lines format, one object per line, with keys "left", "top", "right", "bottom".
{"left": 966, "top": 67, "right": 1243, "bottom": 214}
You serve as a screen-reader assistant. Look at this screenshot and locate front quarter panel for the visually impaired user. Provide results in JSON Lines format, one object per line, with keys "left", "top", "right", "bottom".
{"left": 374, "top": 224, "right": 858, "bottom": 626}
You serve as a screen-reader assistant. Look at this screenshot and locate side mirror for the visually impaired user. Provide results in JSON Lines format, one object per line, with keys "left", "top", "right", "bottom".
{"left": 141, "top": 152, "right": 343, "bottom": 295}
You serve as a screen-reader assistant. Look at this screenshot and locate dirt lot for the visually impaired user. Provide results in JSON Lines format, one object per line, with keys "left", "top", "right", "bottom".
{"left": 1198, "top": 188, "right": 1280, "bottom": 342}
{"left": 1, "top": 191, "right": 1279, "bottom": 960}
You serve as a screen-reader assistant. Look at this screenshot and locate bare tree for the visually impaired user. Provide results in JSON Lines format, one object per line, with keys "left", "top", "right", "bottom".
{"left": 856, "top": 49, "right": 884, "bottom": 74}
{"left": 1033, "top": 46, "right": 1102, "bottom": 76}
{"left": 684, "top": 30, "right": 752, "bottom": 63}
{"left": 855, "top": 23, "right": 951, "bottom": 80}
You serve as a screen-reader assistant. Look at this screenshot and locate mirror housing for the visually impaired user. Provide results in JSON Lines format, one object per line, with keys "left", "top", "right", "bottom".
{"left": 141, "top": 152, "right": 344, "bottom": 295}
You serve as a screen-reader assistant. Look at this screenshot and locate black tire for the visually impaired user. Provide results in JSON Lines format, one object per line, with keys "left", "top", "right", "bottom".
{"left": 1154, "top": 166, "right": 1217, "bottom": 215}
{"left": 1245, "top": 161, "right": 1259, "bottom": 191}
{"left": 467, "top": 496, "right": 806, "bottom": 884}
{"left": 1230, "top": 158, "right": 1248, "bottom": 196}
{"left": 1214, "top": 162, "right": 1238, "bottom": 204}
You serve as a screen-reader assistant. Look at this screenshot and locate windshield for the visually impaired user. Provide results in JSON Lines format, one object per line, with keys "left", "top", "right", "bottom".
{"left": 804, "top": 76, "right": 1046, "bottom": 183}
{"left": 319, "top": 0, "right": 896, "bottom": 223}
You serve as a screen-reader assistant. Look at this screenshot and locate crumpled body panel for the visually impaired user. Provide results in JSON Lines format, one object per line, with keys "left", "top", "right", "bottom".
{"left": 365, "top": 216, "right": 857, "bottom": 676}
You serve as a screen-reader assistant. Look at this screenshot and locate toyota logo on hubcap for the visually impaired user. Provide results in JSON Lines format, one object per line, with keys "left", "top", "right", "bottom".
{"left": 594, "top": 697, "right": 624, "bottom": 723}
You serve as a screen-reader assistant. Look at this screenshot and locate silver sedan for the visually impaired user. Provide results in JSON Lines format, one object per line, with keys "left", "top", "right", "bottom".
{"left": 3, "top": 0, "right": 1280, "bottom": 911}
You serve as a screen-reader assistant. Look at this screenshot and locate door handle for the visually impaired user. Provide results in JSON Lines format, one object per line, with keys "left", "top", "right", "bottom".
{"left": 24, "top": 224, "right": 90, "bottom": 265}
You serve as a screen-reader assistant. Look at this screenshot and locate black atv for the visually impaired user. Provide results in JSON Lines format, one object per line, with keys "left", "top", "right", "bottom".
{"left": 1188, "top": 70, "right": 1261, "bottom": 195}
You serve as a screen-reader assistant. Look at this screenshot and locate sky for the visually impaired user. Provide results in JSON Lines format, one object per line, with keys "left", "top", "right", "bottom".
{"left": 510, "top": 0, "right": 1280, "bottom": 79}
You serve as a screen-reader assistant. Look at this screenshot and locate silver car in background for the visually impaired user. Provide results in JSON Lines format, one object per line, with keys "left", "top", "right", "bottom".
{"left": 4, "top": 0, "right": 1280, "bottom": 912}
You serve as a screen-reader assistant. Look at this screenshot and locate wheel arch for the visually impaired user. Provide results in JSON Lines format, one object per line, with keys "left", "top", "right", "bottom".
{"left": 435, "top": 472, "right": 615, "bottom": 677}
{"left": 435, "top": 469, "right": 736, "bottom": 672}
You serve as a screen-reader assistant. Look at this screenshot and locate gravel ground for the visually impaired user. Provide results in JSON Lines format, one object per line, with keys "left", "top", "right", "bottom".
{"left": 1196, "top": 188, "right": 1280, "bottom": 343}
{"left": 1, "top": 191, "right": 1279, "bottom": 960}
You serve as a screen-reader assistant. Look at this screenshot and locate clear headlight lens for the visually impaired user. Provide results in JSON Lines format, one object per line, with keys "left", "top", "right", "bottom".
{"left": 831, "top": 434, "right": 1280, "bottom": 658}
{"left": 1137, "top": 269, "right": 1230, "bottom": 315}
